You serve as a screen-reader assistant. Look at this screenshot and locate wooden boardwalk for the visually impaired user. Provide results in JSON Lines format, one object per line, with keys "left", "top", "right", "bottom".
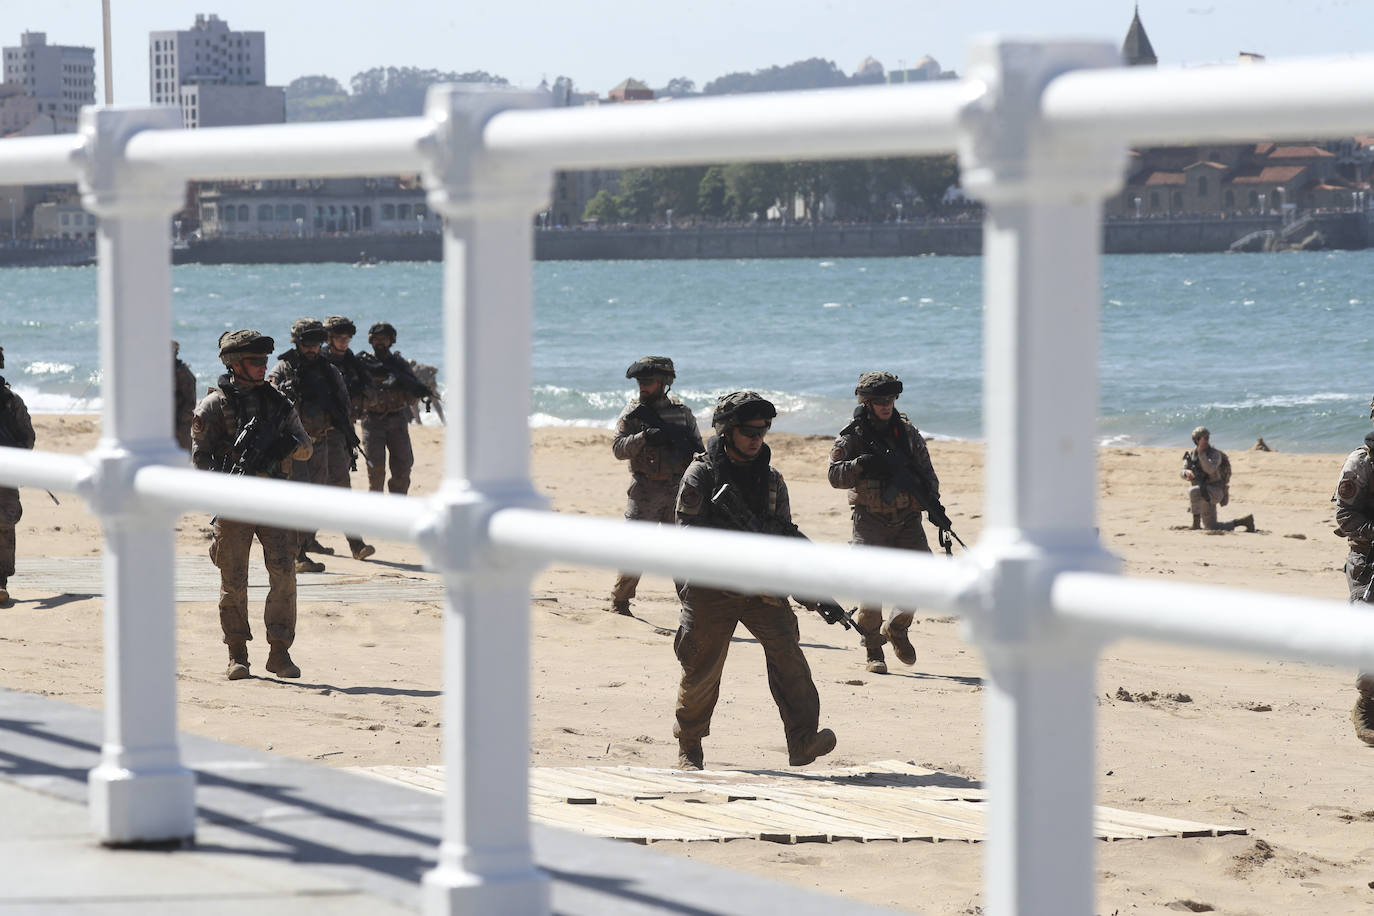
{"left": 355, "top": 760, "right": 1247, "bottom": 845}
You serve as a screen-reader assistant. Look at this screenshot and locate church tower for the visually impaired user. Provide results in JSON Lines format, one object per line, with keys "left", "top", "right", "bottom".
{"left": 1122, "top": 5, "right": 1158, "bottom": 67}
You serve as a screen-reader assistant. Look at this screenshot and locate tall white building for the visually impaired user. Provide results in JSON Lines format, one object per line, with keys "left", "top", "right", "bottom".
{"left": 149, "top": 13, "right": 280, "bottom": 128}
{"left": 2, "top": 31, "right": 95, "bottom": 133}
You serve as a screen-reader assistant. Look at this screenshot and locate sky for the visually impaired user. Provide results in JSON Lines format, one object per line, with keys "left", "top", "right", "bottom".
{"left": 1, "top": 1, "right": 1372, "bottom": 104}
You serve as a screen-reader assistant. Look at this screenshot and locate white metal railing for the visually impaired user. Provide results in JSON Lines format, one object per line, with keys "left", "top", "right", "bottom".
{"left": 1, "top": 37, "right": 1373, "bottom": 916}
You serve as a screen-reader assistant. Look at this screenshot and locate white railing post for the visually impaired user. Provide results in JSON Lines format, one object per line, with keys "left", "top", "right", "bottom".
{"left": 957, "top": 40, "right": 1125, "bottom": 915}
{"left": 73, "top": 106, "right": 195, "bottom": 845}
{"left": 416, "top": 84, "right": 552, "bottom": 916}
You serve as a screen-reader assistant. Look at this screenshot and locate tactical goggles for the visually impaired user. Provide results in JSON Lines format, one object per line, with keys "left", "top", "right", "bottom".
{"left": 866, "top": 397, "right": 896, "bottom": 407}
{"left": 241, "top": 356, "right": 269, "bottom": 367}
{"left": 735, "top": 423, "right": 771, "bottom": 440}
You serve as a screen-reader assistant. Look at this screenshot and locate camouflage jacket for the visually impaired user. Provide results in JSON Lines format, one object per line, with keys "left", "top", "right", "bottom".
{"left": 1181, "top": 445, "right": 1231, "bottom": 504}
{"left": 828, "top": 409, "right": 939, "bottom": 516}
{"left": 191, "top": 374, "right": 312, "bottom": 477}
{"left": 1335, "top": 435, "right": 1374, "bottom": 549}
{"left": 267, "top": 349, "right": 351, "bottom": 441}
{"left": 612, "top": 394, "right": 703, "bottom": 481}
{"left": 358, "top": 348, "right": 421, "bottom": 415}
{"left": 0, "top": 377, "right": 35, "bottom": 450}
{"left": 174, "top": 359, "right": 197, "bottom": 445}
{"left": 321, "top": 345, "right": 371, "bottom": 418}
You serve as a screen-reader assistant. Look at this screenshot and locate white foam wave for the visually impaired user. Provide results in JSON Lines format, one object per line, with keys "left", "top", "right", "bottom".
{"left": 1203, "top": 392, "right": 1354, "bottom": 410}
{"left": 23, "top": 361, "right": 75, "bottom": 376}
{"left": 529, "top": 413, "right": 616, "bottom": 429}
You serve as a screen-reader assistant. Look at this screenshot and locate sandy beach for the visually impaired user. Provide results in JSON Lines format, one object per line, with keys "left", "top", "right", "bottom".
{"left": 3, "top": 415, "right": 1372, "bottom": 914}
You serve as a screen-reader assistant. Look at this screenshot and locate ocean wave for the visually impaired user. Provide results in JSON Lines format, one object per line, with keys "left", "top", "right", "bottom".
{"left": 1203, "top": 392, "right": 1355, "bottom": 410}
{"left": 23, "top": 361, "right": 75, "bottom": 376}
{"left": 529, "top": 413, "right": 616, "bottom": 429}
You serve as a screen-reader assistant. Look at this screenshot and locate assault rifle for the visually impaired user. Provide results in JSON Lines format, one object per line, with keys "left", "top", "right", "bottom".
{"left": 708, "top": 482, "right": 870, "bottom": 636}
{"left": 369, "top": 353, "right": 439, "bottom": 414}
{"left": 221, "top": 401, "right": 295, "bottom": 478}
{"left": 626, "top": 403, "right": 698, "bottom": 458}
{"left": 1182, "top": 450, "right": 1210, "bottom": 503}
{"left": 842, "top": 410, "right": 966, "bottom": 554}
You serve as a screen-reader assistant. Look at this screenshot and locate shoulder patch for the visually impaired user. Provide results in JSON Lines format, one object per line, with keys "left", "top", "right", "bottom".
{"left": 1338, "top": 477, "right": 1360, "bottom": 502}
{"left": 679, "top": 483, "right": 702, "bottom": 512}
{"left": 829, "top": 446, "right": 845, "bottom": 463}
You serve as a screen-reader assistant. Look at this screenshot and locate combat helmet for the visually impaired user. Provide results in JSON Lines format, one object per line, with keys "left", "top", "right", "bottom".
{"left": 368, "top": 321, "right": 397, "bottom": 343}
{"left": 289, "top": 317, "right": 327, "bottom": 346}
{"left": 323, "top": 315, "right": 357, "bottom": 337}
{"left": 218, "top": 329, "right": 274, "bottom": 365}
{"left": 626, "top": 356, "right": 676, "bottom": 382}
{"left": 712, "top": 390, "right": 776, "bottom": 435}
{"left": 854, "top": 371, "right": 903, "bottom": 401}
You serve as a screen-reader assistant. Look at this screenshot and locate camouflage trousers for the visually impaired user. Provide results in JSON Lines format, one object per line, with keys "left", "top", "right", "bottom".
{"left": 672, "top": 584, "right": 821, "bottom": 759}
{"left": 611, "top": 475, "right": 679, "bottom": 604}
{"left": 851, "top": 507, "right": 931, "bottom": 648}
{"left": 1188, "top": 485, "right": 1229, "bottom": 528}
{"left": 1345, "top": 549, "right": 1374, "bottom": 688}
{"left": 361, "top": 410, "right": 413, "bottom": 495}
{"left": 322, "top": 427, "right": 369, "bottom": 551}
{"left": 0, "top": 487, "right": 20, "bottom": 583}
{"left": 210, "top": 518, "right": 297, "bottom": 647}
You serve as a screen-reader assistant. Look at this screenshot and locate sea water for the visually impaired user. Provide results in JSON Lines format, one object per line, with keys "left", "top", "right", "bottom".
{"left": 0, "top": 250, "right": 1371, "bottom": 453}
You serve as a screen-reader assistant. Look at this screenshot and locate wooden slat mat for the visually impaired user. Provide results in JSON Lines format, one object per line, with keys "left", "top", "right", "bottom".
{"left": 13, "top": 556, "right": 445, "bottom": 604}
{"left": 354, "top": 761, "right": 1247, "bottom": 845}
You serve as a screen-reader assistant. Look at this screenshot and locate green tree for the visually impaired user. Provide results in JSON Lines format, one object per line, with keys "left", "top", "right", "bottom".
{"left": 785, "top": 161, "right": 831, "bottom": 220}
{"left": 824, "top": 160, "right": 877, "bottom": 220}
{"left": 698, "top": 166, "right": 729, "bottom": 218}
{"left": 904, "top": 155, "right": 960, "bottom": 214}
{"left": 723, "top": 163, "right": 785, "bottom": 220}
{"left": 654, "top": 165, "right": 706, "bottom": 217}
{"left": 583, "top": 190, "right": 621, "bottom": 224}
{"left": 615, "top": 169, "right": 658, "bottom": 222}
{"left": 286, "top": 75, "right": 346, "bottom": 99}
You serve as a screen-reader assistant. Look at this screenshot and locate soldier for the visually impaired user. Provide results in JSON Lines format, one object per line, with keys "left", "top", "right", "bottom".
{"left": 320, "top": 315, "right": 375, "bottom": 560}
{"left": 672, "top": 391, "right": 836, "bottom": 771}
{"left": 1333, "top": 402, "right": 1374, "bottom": 745}
{"left": 267, "top": 318, "right": 353, "bottom": 573}
{"left": 828, "top": 371, "right": 943, "bottom": 674}
{"left": 357, "top": 322, "right": 424, "bottom": 495}
{"left": 608, "top": 356, "right": 703, "bottom": 616}
{"left": 1180, "top": 427, "right": 1254, "bottom": 532}
{"left": 0, "top": 345, "right": 35, "bottom": 607}
{"left": 192, "top": 329, "right": 313, "bottom": 681}
{"left": 173, "top": 340, "right": 196, "bottom": 451}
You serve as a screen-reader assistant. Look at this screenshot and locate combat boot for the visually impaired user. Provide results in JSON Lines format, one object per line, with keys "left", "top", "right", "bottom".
{"left": 0, "top": 585, "right": 10, "bottom": 607}
{"left": 295, "top": 554, "right": 325, "bottom": 574}
{"left": 226, "top": 643, "right": 250, "bottom": 681}
{"left": 348, "top": 538, "right": 375, "bottom": 561}
{"left": 610, "top": 599, "right": 632, "bottom": 617}
{"left": 789, "top": 728, "right": 837, "bottom": 766}
{"left": 304, "top": 535, "right": 334, "bottom": 555}
{"left": 265, "top": 643, "right": 301, "bottom": 679}
{"left": 677, "top": 739, "right": 704, "bottom": 771}
{"left": 882, "top": 623, "right": 916, "bottom": 666}
{"left": 1234, "top": 514, "right": 1255, "bottom": 533}
{"left": 865, "top": 644, "right": 887, "bottom": 675}
{"left": 1353, "top": 696, "right": 1374, "bottom": 747}
{"left": 1191, "top": 514, "right": 1201, "bottom": 530}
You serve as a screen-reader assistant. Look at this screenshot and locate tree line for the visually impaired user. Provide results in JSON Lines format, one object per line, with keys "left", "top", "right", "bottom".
{"left": 581, "top": 157, "right": 961, "bottom": 225}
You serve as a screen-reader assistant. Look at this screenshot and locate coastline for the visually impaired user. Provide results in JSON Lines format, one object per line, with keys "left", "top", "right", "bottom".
{"left": 0, "top": 419, "right": 1367, "bottom": 913}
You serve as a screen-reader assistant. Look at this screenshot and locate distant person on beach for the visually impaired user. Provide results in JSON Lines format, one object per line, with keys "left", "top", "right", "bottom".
{"left": 320, "top": 315, "right": 375, "bottom": 560}
{"left": 671, "top": 391, "right": 836, "bottom": 771}
{"left": 267, "top": 318, "right": 353, "bottom": 573}
{"left": 828, "top": 371, "right": 946, "bottom": 674}
{"left": 358, "top": 322, "right": 425, "bottom": 496}
{"left": 0, "top": 345, "right": 35, "bottom": 607}
{"left": 1332, "top": 400, "right": 1374, "bottom": 746}
{"left": 608, "top": 355, "right": 702, "bottom": 616}
{"left": 192, "top": 329, "right": 313, "bottom": 681}
{"left": 1179, "top": 427, "right": 1254, "bottom": 532}
{"left": 173, "top": 340, "right": 196, "bottom": 451}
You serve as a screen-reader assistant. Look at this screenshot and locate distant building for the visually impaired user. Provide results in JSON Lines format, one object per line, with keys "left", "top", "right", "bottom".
{"left": 2, "top": 31, "right": 95, "bottom": 133}
{"left": 149, "top": 13, "right": 282, "bottom": 128}
{"left": 886, "top": 56, "right": 949, "bottom": 84}
{"left": 197, "top": 177, "right": 440, "bottom": 238}
{"left": 607, "top": 78, "right": 653, "bottom": 103}
{"left": 0, "top": 81, "right": 40, "bottom": 136}
{"left": 1121, "top": 6, "right": 1157, "bottom": 67}
{"left": 33, "top": 200, "right": 97, "bottom": 240}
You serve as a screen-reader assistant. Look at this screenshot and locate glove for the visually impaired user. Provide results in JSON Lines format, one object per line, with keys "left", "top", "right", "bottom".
{"left": 642, "top": 427, "right": 669, "bottom": 446}
{"left": 856, "top": 454, "right": 891, "bottom": 479}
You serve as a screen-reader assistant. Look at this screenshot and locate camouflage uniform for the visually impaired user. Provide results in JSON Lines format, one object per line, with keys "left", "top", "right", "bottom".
{"left": 672, "top": 392, "right": 833, "bottom": 770}
{"left": 828, "top": 405, "right": 939, "bottom": 667}
{"left": 1334, "top": 429, "right": 1374, "bottom": 745}
{"left": 0, "top": 371, "right": 35, "bottom": 601}
{"left": 192, "top": 373, "right": 312, "bottom": 660}
{"left": 358, "top": 325, "right": 417, "bottom": 495}
{"left": 173, "top": 352, "right": 197, "bottom": 451}
{"left": 321, "top": 317, "right": 374, "bottom": 558}
{"left": 1182, "top": 445, "right": 1232, "bottom": 528}
{"left": 609, "top": 392, "right": 703, "bottom": 609}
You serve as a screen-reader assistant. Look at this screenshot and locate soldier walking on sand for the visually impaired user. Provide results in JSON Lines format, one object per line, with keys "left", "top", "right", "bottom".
{"left": 358, "top": 322, "right": 422, "bottom": 496}
{"left": 173, "top": 340, "right": 196, "bottom": 451}
{"left": 1180, "top": 427, "right": 1254, "bottom": 532}
{"left": 608, "top": 356, "right": 703, "bottom": 616}
{"left": 672, "top": 391, "right": 836, "bottom": 771}
{"left": 320, "top": 315, "right": 375, "bottom": 560}
{"left": 828, "top": 371, "right": 947, "bottom": 674}
{"left": 0, "top": 345, "right": 35, "bottom": 607}
{"left": 1332, "top": 400, "right": 1374, "bottom": 745}
{"left": 267, "top": 318, "right": 353, "bottom": 573}
{"left": 192, "top": 330, "right": 313, "bottom": 681}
